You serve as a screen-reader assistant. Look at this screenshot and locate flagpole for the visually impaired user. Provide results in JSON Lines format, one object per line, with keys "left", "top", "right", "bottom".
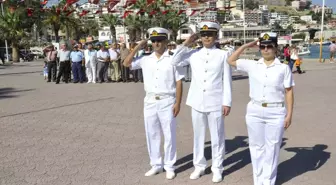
{"left": 242, "top": 0, "right": 246, "bottom": 44}
{"left": 319, "top": 0, "right": 325, "bottom": 63}
{"left": 1, "top": 2, "right": 9, "bottom": 63}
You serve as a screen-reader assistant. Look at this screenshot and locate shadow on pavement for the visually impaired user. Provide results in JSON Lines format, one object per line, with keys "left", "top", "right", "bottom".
{"left": 0, "top": 70, "right": 42, "bottom": 76}
{"left": 276, "top": 144, "right": 331, "bottom": 185}
{"left": 221, "top": 138, "right": 287, "bottom": 176}
{"left": 175, "top": 137, "right": 289, "bottom": 176}
{"left": 175, "top": 136, "right": 250, "bottom": 174}
{"left": 0, "top": 87, "right": 35, "bottom": 100}
{"left": 0, "top": 96, "right": 115, "bottom": 118}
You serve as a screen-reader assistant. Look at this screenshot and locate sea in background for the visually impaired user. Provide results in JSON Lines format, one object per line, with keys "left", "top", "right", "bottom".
{"left": 301, "top": 45, "right": 330, "bottom": 59}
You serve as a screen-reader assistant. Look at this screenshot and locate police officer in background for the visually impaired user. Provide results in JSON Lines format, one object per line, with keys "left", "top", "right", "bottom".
{"left": 227, "top": 32, "right": 295, "bottom": 185}
{"left": 123, "top": 27, "right": 184, "bottom": 180}
{"left": 171, "top": 21, "right": 232, "bottom": 183}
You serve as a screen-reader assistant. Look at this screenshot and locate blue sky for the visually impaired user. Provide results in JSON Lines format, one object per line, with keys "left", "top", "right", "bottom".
{"left": 312, "top": 0, "right": 336, "bottom": 12}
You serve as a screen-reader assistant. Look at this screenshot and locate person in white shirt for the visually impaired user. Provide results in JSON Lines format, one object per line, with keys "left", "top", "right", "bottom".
{"left": 171, "top": 21, "right": 232, "bottom": 183}
{"left": 227, "top": 32, "right": 295, "bottom": 185}
{"left": 108, "top": 43, "right": 121, "bottom": 82}
{"left": 84, "top": 44, "right": 97, "bottom": 83}
{"left": 123, "top": 27, "right": 184, "bottom": 180}
{"left": 96, "top": 44, "right": 110, "bottom": 83}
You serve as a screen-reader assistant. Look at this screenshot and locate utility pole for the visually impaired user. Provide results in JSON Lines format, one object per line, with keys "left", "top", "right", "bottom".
{"left": 1, "top": 3, "right": 9, "bottom": 63}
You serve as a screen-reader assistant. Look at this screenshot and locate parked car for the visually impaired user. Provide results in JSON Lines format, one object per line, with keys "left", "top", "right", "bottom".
{"left": 20, "top": 50, "right": 34, "bottom": 61}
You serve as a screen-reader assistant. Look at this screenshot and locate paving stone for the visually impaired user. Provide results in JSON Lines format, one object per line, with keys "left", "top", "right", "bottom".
{"left": 0, "top": 60, "right": 335, "bottom": 184}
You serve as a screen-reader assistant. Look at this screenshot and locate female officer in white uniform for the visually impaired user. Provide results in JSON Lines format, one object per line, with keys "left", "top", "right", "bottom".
{"left": 227, "top": 32, "right": 295, "bottom": 185}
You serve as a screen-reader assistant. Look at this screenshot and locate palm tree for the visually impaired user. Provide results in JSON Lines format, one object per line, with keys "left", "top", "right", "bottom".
{"left": 101, "top": 14, "right": 122, "bottom": 42}
{"left": 43, "top": 4, "right": 78, "bottom": 42}
{"left": 124, "top": 15, "right": 143, "bottom": 42}
{"left": 82, "top": 20, "right": 99, "bottom": 37}
{"left": 0, "top": 7, "right": 27, "bottom": 62}
{"left": 165, "top": 11, "right": 189, "bottom": 41}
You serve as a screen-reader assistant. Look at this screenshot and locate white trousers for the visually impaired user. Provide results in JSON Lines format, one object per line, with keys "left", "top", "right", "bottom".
{"left": 246, "top": 101, "right": 286, "bottom": 185}
{"left": 143, "top": 96, "right": 176, "bottom": 172}
{"left": 191, "top": 108, "right": 225, "bottom": 173}
{"left": 86, "top": 63, "right": 97, "bottom": 82}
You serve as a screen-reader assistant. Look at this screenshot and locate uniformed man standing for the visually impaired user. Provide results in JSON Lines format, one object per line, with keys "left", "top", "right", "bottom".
{"left": 227, "top": 32, "right": 295, "bottom": 185}
{"left": 123, "top": 27, "right": 184, "bottom": 180}
{"left": 171, "top": 21, "right": 232, "bottom": 183}
{"left": 70, "top": 45, "right": 85, "bottom": 83}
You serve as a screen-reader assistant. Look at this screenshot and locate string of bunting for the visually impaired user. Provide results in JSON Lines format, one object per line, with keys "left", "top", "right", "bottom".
{"left": 5, "top": 0, "right": 234, "bottom": 19}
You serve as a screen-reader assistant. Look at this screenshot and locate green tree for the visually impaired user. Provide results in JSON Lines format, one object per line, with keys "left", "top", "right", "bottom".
{"left": 43, "top": 4, "right": 79, "bottom": 42}
{"left": 293, "top": 33, "right": 306, "bottom": 39}
{"left": 244, "top": 0, "right": 259, "bottom": 10}
{"left": 164, "top": 10, "right": 188, "bottom": 41}
{"left": 101, "top": 14, "right": 122, "bottom": 42}
{"left": 0, "top": 7, "right": 27, "bottom": 62}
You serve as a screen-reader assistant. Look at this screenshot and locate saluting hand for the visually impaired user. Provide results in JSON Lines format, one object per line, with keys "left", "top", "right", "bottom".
{"left": 243, "top": 40, "right": 259, "bottom": 49}
{"left": 183, "top": 33, "right": 198, "bottom": 47}
{"left": 138, "top": 40, "right": 148, "bottom": 48}
{"left": 222, "top": 106, "right": 231, "bottom": 116}
{"left": 172, "top": 103, "right": 181, "bottom": 117}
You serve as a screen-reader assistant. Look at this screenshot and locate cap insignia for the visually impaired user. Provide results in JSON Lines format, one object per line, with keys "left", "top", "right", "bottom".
{"left": 151, "top": 30, "right": 158, "bottom": 36}
{"left": 263, "top": 34, "right": 270, "bottom": 40}
{"left": 202, "top": 25, "right": 208, "bottom": 30}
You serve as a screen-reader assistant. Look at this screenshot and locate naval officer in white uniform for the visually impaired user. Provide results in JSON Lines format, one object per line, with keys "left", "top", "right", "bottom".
{"left": 123, "top": 27, "right": 184, "bottom": 180}
{"left": 227, "top": 32, "right": 295, "bottom": 185}
{"left": 171, "top": 21, "right": 232, "bottom": 183}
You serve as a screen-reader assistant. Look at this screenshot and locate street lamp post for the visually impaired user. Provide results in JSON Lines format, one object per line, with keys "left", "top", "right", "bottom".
{"left": 242, "top": 0, "right": 246, "bottom": 44}
{"left": 319, "top": 0, "right": 325, "bottom": 63}
{"left": 1, "top": 3, "right": 9, "bottom": 63}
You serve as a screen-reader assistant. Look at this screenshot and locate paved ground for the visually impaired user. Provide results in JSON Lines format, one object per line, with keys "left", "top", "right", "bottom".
{"left": 0, "top": 59, "right": 335, "bottom": 185}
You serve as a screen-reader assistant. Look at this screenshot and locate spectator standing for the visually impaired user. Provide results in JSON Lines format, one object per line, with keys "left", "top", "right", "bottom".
{"left": 70, "top": 45, "right": 85, "bottom": 83}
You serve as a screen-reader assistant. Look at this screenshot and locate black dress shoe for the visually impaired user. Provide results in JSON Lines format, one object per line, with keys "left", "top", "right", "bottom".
{"left": 47, "top": 80, "right": 51, "bottom": 82}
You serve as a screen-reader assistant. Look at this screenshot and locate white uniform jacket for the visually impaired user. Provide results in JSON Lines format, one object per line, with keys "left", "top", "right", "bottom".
{"left": 130, "top": 50, "right": 185, "bottom": 103}
{"left": 171, "top": 45, "right": 232, "bottom": 112}
{"left": 84, "top": 49, "right": 97, "bottom": 67}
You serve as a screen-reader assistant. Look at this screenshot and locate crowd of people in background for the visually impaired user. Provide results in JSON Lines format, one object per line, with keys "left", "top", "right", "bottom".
{"left": 281, "top": 44, "right": 304, "bottom": 74}
{"left": 42, "top": 41, "right": 193, "bottom": 84}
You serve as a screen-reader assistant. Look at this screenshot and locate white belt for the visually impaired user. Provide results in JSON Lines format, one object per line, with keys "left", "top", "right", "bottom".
{"left": 251, "top": 100, "right": 285, "bottom": 108}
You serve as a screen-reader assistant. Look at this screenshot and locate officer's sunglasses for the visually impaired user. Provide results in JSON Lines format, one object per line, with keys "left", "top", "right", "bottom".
{"left": 259, "top": 44, "right": 274, "bottom": 50}
{"left": 151, "top": 39, "right": 165, "bottom": 43}
{"left": 200, "top": 32, "right": 217, "bottom": 37}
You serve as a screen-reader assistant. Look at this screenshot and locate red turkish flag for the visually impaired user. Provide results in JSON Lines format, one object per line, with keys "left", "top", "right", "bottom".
{"left": 123, "top": 0, "right": 136, "bottom": 8}
{"left": 162, "top": 10, "right": 169, "bottom": 14}
{"left": 40, "top": 0, "right": 48, "bottom": 5}
{"left": 66, "top": 0, "right": 79, "bottom": 5}
{"left": 146, "top": 0, "right": 154, "bottom": 4}
{"left": 79, "top": 10, "right": 89, "bottom": 17}
{"left": 122, "top": 10, "right": 133, "bottom": 18}
{"left": 177, "top": 10, "right": 186, "bottom": 15}
{"left": 88, "top": 0, "right": 99, "bottom": 4}
{"left": 27, "top": 8, "right": 33, "bottom": 16}
{"left": 108, "top": 1, "right": 119, "bottom": 10}
{"left": 66, "top": 10, "right": 75, "bottom": 16}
